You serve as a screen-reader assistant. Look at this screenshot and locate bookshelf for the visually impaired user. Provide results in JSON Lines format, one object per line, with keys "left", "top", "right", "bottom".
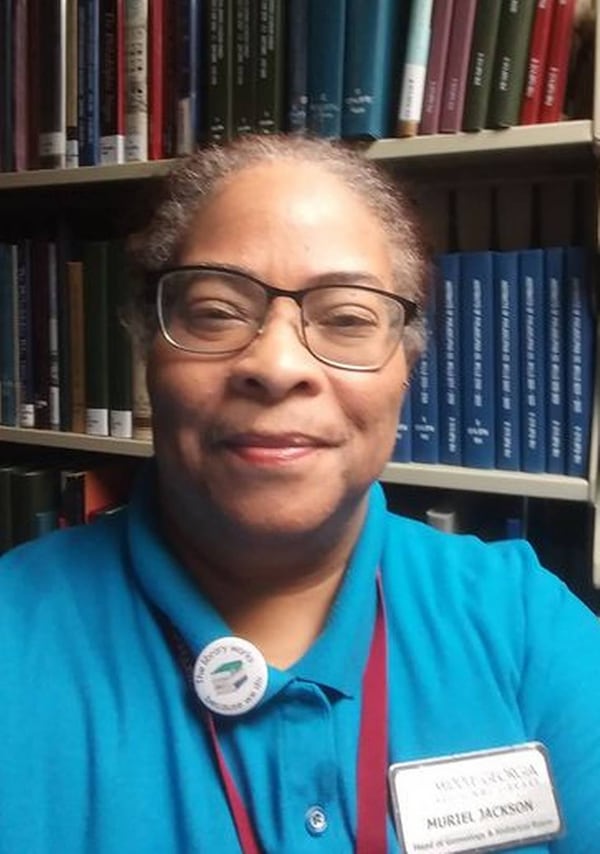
{"left": 0, "top": 6, "right": 599, "bottom": 598}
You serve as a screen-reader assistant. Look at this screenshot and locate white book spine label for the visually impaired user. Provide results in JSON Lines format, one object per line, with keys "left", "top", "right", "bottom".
{"left": 86, "top": 408, "right": 110, "bottom": 436}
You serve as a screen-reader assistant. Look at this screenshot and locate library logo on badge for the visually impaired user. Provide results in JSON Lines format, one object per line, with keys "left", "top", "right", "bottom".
{"left": 193, "top": 636, "right": 268, "bottom": 716}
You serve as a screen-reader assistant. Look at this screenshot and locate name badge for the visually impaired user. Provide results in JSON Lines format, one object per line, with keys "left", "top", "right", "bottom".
{"left": 388, "top": 742, "right": 563, "bottom": 853}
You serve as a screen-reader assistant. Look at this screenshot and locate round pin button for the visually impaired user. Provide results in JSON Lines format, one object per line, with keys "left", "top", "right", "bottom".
{"left": 305, "top": 806, "right": 328, "bottom": 836}
{"left": 193, "top": 636, "right": 268, "bottom": 716}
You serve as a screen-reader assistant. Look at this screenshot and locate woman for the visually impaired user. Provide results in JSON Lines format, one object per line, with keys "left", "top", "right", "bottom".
{"left": 1, "top": 136, "right": 599, "bottom": 853}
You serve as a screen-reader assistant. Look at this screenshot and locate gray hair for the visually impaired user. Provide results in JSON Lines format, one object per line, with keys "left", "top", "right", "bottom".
{"left": 127, "top": 135, "right": 431, "bottom": 360}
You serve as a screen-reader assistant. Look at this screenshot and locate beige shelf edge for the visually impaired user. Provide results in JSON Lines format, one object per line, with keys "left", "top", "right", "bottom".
{"left": 0, "top": 427, "right": 153, "bottom": 457}
{"left": 382, "top": 462, "right": 590, "bottom": 502}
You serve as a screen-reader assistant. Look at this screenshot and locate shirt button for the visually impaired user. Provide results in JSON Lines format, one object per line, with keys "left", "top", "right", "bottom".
{"left": 305, "top": 805, "right": 328, "bottom": 836}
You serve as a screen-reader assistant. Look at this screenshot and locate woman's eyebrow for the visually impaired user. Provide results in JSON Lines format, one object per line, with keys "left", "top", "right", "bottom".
{"left": 307, "top": 271, "right": 387, "bottom": 289}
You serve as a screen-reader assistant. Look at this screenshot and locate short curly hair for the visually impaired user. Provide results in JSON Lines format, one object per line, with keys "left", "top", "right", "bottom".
{"left": 127, "top": 134, "right": 431, "bottom": 360}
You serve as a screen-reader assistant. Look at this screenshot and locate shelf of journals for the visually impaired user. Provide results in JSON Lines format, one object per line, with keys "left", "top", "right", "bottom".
{"left": 0, "top": 426, "right": 590, "bottom": 503}
{"left": 0, "top": 121, "right": 594, "bottom": 191}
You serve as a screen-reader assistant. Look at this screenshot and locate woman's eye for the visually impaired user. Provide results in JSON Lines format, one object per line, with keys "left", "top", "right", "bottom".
{"left": 318, "top": 308, "right": 379, "bottom": 330}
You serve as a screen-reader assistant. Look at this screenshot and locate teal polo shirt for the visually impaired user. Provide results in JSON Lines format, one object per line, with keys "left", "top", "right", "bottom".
{"left": 1, "top": 463, "right": 599, "bottom": 852}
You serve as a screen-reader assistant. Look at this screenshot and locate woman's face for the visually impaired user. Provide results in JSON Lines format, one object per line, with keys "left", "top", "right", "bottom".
{"left": 147, "top": 160, "right": 411, "bottom": 541}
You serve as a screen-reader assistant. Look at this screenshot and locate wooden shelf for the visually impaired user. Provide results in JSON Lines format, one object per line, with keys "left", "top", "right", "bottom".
{"left": 0, "top": 427, "right": 153, "bottom": 458}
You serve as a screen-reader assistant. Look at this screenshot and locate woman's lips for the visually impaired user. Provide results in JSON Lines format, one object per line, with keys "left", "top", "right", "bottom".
{"left": 219, "top": 432, "right": 331, "bottom": 465}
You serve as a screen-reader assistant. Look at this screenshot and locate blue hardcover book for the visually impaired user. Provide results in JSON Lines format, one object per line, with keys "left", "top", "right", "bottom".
{"left": 286, "top": 0, "right": 308, "bottom": 132}
{"left": 342, "top": 0, "right": 403, "bottom": 139}
{"left": 307, "top": 0, "right": 346, "bottom": 138}
{"left": 78, "top": 0, "right": 101, "bottom": 165}
{"left": 436, "top": 253, "right": 462, "bottom": 466}
{"left": 565, "top": 247, "right": 594, "bottom": 478}
{"left": 545, "top": 247, "right": 566, "bottom": 474}
{"left": 16, "top": 240, "right": 34, "bottom": 429}
{"left": 460, "top": 251, "right": 495, "bottom": 468}
{"left": 519, "top": 249, "right": 546, "bottom": 473}
{"left": 411, "top": 292, "right": 439, "bottom": 463}
{"left": 177, "top": 0, "right": 200, "bottom": 153}
{"left": 0, "top": 244, "right": 18, "bottom": 426}
{"left": 392, "top": 391, "right": 412, "bottom": 462}
{"left": 493, "top": 251, "right": 521, "bottom": 471}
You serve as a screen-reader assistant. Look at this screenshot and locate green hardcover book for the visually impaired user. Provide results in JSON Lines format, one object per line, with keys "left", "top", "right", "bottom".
{"left": 11, "top": 467, "right": 60, "bottom": 546}
{"left": 462, "top": 0, "right": 503, "bottom": 131}
{"left": 107, "top": 240, "right": 133, "bottom": 439}
{"left": 205, "top": 0, "right": 233, "bottom": 142}
{"left": 82, "top": 240, "right": 110, "bottom": 436}
{"left": 486, "top": 0, "right": 537, "bottom": 128}
{"left": 256, "top": 0, "right": 284, "bottom": 134}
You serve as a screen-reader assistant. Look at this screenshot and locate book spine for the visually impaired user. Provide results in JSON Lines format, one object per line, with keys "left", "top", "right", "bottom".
{"left": 147, "top": 0, "right": 164, "bottom": 158}
{"left": 438, "top": 0, "right": 478, "bottom": 133}
{"left": 39, "top": 0, "right": 67, "bottom": 168}
{"left": 396, "top": 0, "right": 434, "bottom": 138}
{"left": 176, "top": 0, "right": 199, "bottom": 154}
{"left": 78, "top": 0, "right": 101, "bottom": 165}
{"left": 132, "top": 337, "right": 152, "bottom": 440}
{"left": 519, "top": 248, "right": 546, "bottom": 473}
{"left": 66, "top": 0, "right": 79, "bottom": 166}
{"left": 411, "top": 292, "right": 439, "bottom": 463}
{"left": 306, "top": 0, "right": 346, "bottom": 138}
{"left": 494, "top": 251, "right": 521, "bottom": 471}
{"left": 461, "top": 0, "right": 503, "bottom": 132}
{"left": 27, "top": 0, "right": 41, "bottom": 169}
{"left": 56, "top": 221, "right": 73, "bottom": 431}
{"left": 100, "top": 0, "right": 126, "bottom": 164}
{"left": 232, "top": 0, "right": 256, "bottom": 135}
{"left": 11, "top": 468, "right": 60, "bottom": 546}
{"left": 161, "top": 0, "right": 177, "bottom": 157}
{"left": 392, "top": 393, "right": 412, "bottom": 463}
{"left": 48, "top": 242, "right": 61, "bottom": 431}
{"left": 125, "top": 0, "right": 148, "bottom": 161}
{"left": 419, "top": 0, "right": 454, "bottom": 135}
{"left": 67, "top": 260, "right": 86, "bottom": 433}
{"left": 487, "top": 0, "right": 537, "bottom": 128}
{"left": 17, "top": 240, "right": 35, "bottom": 428}
{"left": 437, "top": 253, "right": 462, "bottom": 466}
{"left": 12, "top": 0, "right": 29, "bottom": 172}
{"left": 83, "top": 241, "right": 110, "bottom": 436}
{"left": 519, "top": 0, "right": 555, "bottom": 125}
{"left": 0, "top": 0, "right": 13, "bottom": 172}
{"left": 256, "top": 0, "right": 284, "bottom": 134}
{"left": 0, "top": 245, "right": 18, "bottom": 426}
{"left": 205, "top": 0, "right": 233, "bottom": 143}
{"left": 538, "top": 0, "right": 576, "bottom": 123}
{"left": 460, "top": 251, "right": 495, "bottom": 468}
{"left": 545, "top": 247, "right": 565, "bottom": 474}
{"left": 285, "top": 0, "right": 308, "bottom": 133}
{"left": 31, "top": 238, "right": 51, "bottom": 430}
{"left": 107, "top": 240, "right": 133, "bottom": 438}
{"left": 565, "top": 247, "right": 593, "bottom": 478}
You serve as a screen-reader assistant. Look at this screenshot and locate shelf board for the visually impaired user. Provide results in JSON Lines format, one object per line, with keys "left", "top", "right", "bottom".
{"left": 0, "top": 427, "right": 153, "bottom": 457}
{"left": 382, "top": 462, "right": 590, "bottom": 502}
{"left": 0, "top": 121, "right": 592, "bottom": 190}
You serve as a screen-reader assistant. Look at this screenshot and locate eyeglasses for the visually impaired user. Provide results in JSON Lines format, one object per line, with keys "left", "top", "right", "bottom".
{"left": 155, "top": 265, "right": 419, "bottom": 371}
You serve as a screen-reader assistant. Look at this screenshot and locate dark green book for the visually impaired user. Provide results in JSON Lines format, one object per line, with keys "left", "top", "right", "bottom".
{"left": 486, "top": 0, "right": 537, "bottom": 128}
{"left": 205, "top": 0, "right": 233, "bottom": 142}
{"left": 0, "top": 464, "right": 19, "bottom": 554}
{"left": 11, "top": 467, "right": 60, "bottom": 546}
{"left": 462, "top": 0, "right": 503, "bottom": 131}
{"left": 232, "top": 0, "right": 256, "bottom": 135}
{"left": 256, "top": 0, "right": 284, "bottom": 134}
{"left": 82, "top": 240, "right": 109, "bottom": 436}
{"left": 107, "top": 240, "right": 133, "bottom": 439}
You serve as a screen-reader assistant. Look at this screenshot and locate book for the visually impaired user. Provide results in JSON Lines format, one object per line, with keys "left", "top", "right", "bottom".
{"left": 125, "top": 0, "right": 148, "bottom": 161}
{"left": 17, "top": 240, "right": 35, "bottom": 429}
{"left": 39, "top": 0, "right": 67, "bottom": 168}
{"left": 78, "top": 0, "right": 101, "bottom": 166}
{"left": 396, "top": 0, "right": 434, "bottom": 138}
{"left": 55, "top": 220, "right": 74, "bottom": 432}
{"left": 1, "top": 0, "right": 14, "bottom": 172}
{"left": 256, "top": 0, "right": 284, "bottom": 134}
{"left": 11, "top": 467, "right": 60, "bottom": 546}
{"left": 438, "top": 0, "right": 478, "bottom": 133}
{"left": 306, "top": 0, "right": 346, "bottom": 138}
{"left": 565, "top": 246, "right": 593, "bottom": 478}
{"left": 519, "top": 248, "right": 546, "bottom": 473}
{"left": 0, "top": 244, "right": 18, "bottom": 426}
{"left": 161, "top": 0, "right": 177, "bottom": 157}
{"left": 426, "top": 505, "right": 459, "bottom": 533}
{"left": 436, "top": 253, "right": 462, "bottom": 466}
{"left": 66, "top": 0, "right": 79, "bottom": 166}
{"left": 147, "top": 0, "right": 164, "bottom": 158}
{"left": 48, "top": 242, "right": 61, "bottom": 431}
{"left": 493, "top": 251, "right": 521, "bottom": 471}
{"left": 107, "top": 241, "right": 133, "bottom": 438}
{"left": 67, "top": 260, "right": 86, "bottom": 434}
{"left": 132, "top": 336, "right": 152, "bottom": 440}
{"left": 539, "top": 0, "right": 577, "bottom": 123}
{"left": 342, "top": 0, "right": 405, "bottom": 139}
{"left": 12, "top": 0, "right": 29, "bottom": 172}
{"left": 285, "top": 0, "right": 308, "bottom": 133}
{"left": 462, "top": 0, "right": 503, "bottom": 132}
{"left": 30, "top": 238, "right": 51, "bottom": 430}
{"left": 100, "top": 0, "right": 126, "bottom": 164}
{"left": 205, "top": 0, "right": 233, "bottom": 143}
{"left": 176, "top": 0, "right": 201, "bottom": 154}
{"left": 545, "top": 247, "right": 566, "bottom": 474}
{"left": 460, "top": 251, "right": 495, "bottom": 469}
{"left": 487, "top": 0, "right": 537, "bottom": 128}
{"left": 60, "top": 459, "right": 136, "bottom": 526}
{"left": 519, "top": 0, "right": 555, "bottom": 125}
{"left": 411, "top": 293, "right": 439, "bottom": 464}
{"left": 26, "top": 0, "right": 41, "bottom": 169}
{"left": 0, "top": 464, "right": 21, "bottom": 553}
{"left": 82, "top": 241, "right": 110, "bottom": 436}
{"left": 419, "top": 0, "right": 454, "bottom": 135}
{"left": 232, "top": 0, "right": 256, "bottom": 136}
{"left": 392, "top": 393, "right": 412, "bottom": 463}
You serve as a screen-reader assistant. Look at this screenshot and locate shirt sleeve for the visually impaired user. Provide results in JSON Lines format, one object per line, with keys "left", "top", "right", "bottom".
{"left": 516, "top": 546, "right": 600, "bottom": 851}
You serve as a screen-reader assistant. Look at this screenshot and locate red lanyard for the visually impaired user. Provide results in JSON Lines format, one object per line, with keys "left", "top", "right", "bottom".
{"left": 156, "top": 577, "right": 389, "bottom": 854}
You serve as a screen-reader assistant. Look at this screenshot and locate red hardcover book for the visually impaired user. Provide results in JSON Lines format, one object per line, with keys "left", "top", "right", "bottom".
{"left": 520, "top": 0, "right": 555, "bottom": 124}
{"left": 538, "top": 0, "right": 576, "bottom": 122}
{"left": 100, "top": 0, "right": 126, "bottom": 164}
{"left": 148, "top": 0, "right": 164, "bottom": 159}
{"left": 419, "top": 0, "right": 455, "bottom": 135}
{"left": 438, "top": 0, "right": 478, "bottom": 133}
{"left": 160, "top": 0, "right": 177, "bottom": 158}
